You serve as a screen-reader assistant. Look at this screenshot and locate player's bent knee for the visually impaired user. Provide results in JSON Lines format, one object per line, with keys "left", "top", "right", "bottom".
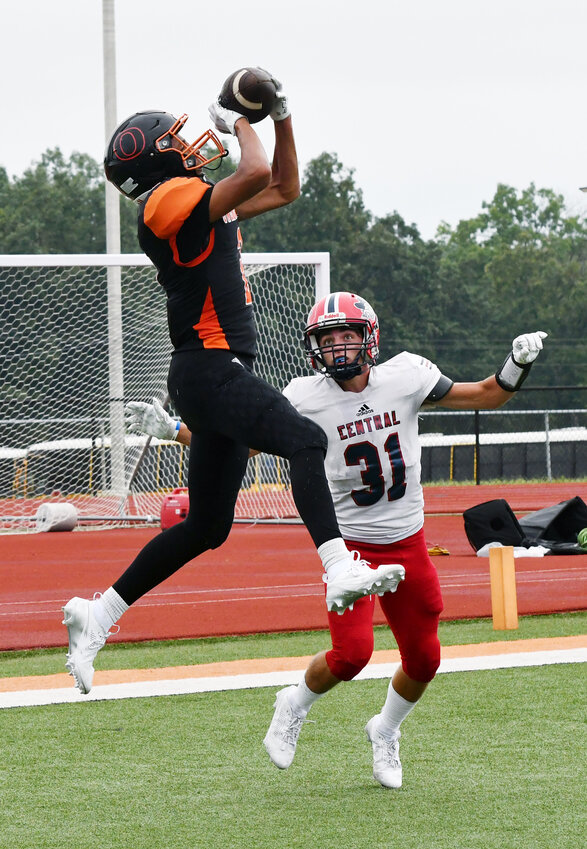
{"left": 288, "top": 419, "right": 328, "bottom": 457}
{"left": 206, "top": 522, "right": 232, "bottom": 549}
{"left": 305, "top": 420, "right": 328, "bottom": 453}
{"left": 326, "top": 644, "right": 373, "bottom": 681}
{"left": 402, "top": 642, "right": 441, "bottom": 683}
{"left": 184, "top": 515, "right": 232, "bottom": 551}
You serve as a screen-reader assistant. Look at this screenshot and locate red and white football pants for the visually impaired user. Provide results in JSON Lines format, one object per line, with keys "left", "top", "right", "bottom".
{"left": 325, "top": 528, "right": 444, "bottom": 683}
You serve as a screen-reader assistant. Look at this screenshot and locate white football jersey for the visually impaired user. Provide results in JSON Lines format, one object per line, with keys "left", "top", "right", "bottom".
{"left": 283, "top": 352, "right": 442, "bottom": 544}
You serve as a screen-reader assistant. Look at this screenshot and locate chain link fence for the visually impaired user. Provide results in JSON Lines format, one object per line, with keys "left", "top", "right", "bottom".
{"left": 419, "top": 396, "right": 586, "bottom": 483}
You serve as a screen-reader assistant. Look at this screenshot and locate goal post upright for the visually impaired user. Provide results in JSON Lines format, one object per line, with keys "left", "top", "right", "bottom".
{"left": 102, "top": 0, "right": 126, "bottom": 496}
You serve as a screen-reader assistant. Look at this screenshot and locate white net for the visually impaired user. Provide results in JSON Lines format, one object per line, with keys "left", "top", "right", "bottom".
{"left": 0, "top": 253, "right": 330, "bottom": 532}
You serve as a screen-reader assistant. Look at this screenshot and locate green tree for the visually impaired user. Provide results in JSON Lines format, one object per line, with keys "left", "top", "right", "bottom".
{"left": 436, "top": 183, "right": 587, "bottom": 403}
{"left": 343, "top": 213, "right": 447, "bottom": 363}
{"left": 0, "top": 149, "right": 138, "bottom": 253}
{"left": 2, "top": 148, "right": 586, "bottom": 411}
{"left": 240, "top": 152, "right": 371, "bottom": 281}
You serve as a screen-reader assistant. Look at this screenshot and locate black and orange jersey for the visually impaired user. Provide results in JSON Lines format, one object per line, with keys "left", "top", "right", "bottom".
{"left": 137, "top": 175, "right": 256, "bottom": 356}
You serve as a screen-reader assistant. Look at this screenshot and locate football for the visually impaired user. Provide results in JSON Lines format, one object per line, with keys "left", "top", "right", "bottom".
{"left": 218, "top": 67, "right": 277, "bottom": 124}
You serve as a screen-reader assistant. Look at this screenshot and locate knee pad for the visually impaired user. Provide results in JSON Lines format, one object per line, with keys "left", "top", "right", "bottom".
{"left": 402, "top": 637, "right": 441, "bottom": 683}
{"left": 249, "top": 393, "right": 328, "bottom": 458}
{"left": 183, "top": 513, "right": 232, "bottom": 551}
{"left": 304, "top": 419, "right": 328, "bottom": 453}
{"left": 205, "top": 518, "right": 232, "bottom": 550}
{"left": 326, "top": 638, "right": 373, "bottom": 681}
{"left": 287, "top": 418, "right": 328, "bottom": 458}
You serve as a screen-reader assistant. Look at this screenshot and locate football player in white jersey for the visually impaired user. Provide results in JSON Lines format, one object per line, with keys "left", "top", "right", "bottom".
{"left": 126, "top": 291, "right": 547, "bottom": 788}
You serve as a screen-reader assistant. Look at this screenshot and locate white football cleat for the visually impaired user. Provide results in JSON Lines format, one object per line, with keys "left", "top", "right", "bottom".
{"left": 263, "top": 686, "right": 309, "bottom": 769}
{"left": 325, "top": 552, "right": 405, "bottom": 615}
{"left": 62, "top": 596, "right": 116, "bottom": 694}
{"left": 365, "top": 715, "right": 402, "bottom": 789}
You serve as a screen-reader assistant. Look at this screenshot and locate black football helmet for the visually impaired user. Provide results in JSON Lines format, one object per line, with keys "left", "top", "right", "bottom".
{"left": 304, "top": 292, "right": 380, "bottom": 380}
{"left": 104, "top": 111, "right": 227, "bottom": 199}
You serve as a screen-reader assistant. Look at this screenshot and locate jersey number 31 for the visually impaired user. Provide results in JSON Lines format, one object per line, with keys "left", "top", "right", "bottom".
{"left": 345, "top": 434, "right": 406, "bottom": 506}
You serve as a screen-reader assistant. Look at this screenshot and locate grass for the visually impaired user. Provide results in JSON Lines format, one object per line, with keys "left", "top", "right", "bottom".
{"left": 0, "top": 663, "right": 584, "bottom": 849}
{"left": 0, "top": 613, "right": 585, "bottom": 847}
{"left": 2, "top": 610, "right": 587, "bottom": 678}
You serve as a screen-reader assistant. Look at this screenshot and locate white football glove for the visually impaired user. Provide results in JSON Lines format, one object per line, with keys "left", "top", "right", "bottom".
{"left": 208, "top": 100, "right": 245, "bottom": 135}
{"left": 124, "top": 398, "right": 179, "bottom": 441}
{"left": 270, "top": 92, "right": 290, "bottom": 121}
{"left": 512, "top": 331, "right": 548, "bottom": 365}
{"left": 258, "top": 69, "right": 291, "bottom": 121}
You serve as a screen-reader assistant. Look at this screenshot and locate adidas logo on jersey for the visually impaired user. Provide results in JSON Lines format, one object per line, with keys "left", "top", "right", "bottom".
{"left": 356, "top": 403, "right": 374, "bottom": 417}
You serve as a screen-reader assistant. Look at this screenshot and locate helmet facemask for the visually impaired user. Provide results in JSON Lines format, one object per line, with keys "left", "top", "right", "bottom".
{"left": 306, "top": 323, "right": 376, "bottom": 380}
{"left": 155, "top": 114, "right": 227, "bottom": 171}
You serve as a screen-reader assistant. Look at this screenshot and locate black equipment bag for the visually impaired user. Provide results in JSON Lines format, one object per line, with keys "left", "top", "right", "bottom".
{"left": 519, "top": 496, "right": 587, "bottom": 543}
{"left": 463, "top": 499, "right": 530, "bottom": 552}
{"left": 518, "top": 496, "right": 587, "bottom": 554}
{"left": 463, "top": 496, "right": 587, "bottom": 555}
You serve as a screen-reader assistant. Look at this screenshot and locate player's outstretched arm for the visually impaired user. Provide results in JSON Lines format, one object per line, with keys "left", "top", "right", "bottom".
{"left": 433, "top": 331, "right": 548, "bottom": 410}
{"left": 237, "top": 116, "right": 300, "bottom": 220}
{"left": 233, "top": 74, "right": 300, "bottom": 220}
{"left": 207, "top": 103, "right": 272, "bottom": 222}
{"left": 209, "top": 69, "right": 300, "bottom": 220}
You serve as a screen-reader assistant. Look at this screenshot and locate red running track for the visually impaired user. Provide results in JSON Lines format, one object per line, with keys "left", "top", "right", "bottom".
{"left": 1, "top": 488, "right": 586, "bottom": 651}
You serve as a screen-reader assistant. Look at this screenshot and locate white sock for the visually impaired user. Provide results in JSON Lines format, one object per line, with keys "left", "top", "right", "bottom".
{"left": 318, "top": 538, "right": 351, "bottom": 579}
{"left": 288, "top": 675, "right": 325, "bottom": 716}
{"left": 378, "top": 680, "right": 418, "bottom": 737}
{"left": 91, "top": 587, "right": 128, "bottom": 631}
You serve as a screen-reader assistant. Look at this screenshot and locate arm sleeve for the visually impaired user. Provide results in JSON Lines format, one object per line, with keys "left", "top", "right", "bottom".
{"left": 425, "top": 373, "right": 454, "bottom": 402}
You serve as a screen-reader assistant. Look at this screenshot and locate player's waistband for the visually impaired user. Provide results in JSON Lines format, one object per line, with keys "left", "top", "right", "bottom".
{"left": 171, "top": 345, "right": 255, "bottom": 373}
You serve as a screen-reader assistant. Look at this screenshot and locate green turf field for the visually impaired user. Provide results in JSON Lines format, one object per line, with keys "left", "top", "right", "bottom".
{"left": 0, "top": 613, "right": 585, "bottom": 848}
{"left": 0, "top": 665, "right": 584, "bottom": 848}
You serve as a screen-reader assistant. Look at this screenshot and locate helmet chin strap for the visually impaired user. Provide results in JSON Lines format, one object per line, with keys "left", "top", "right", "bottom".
{"left": 329, "top": 350, "right": 365, "bottom": 380}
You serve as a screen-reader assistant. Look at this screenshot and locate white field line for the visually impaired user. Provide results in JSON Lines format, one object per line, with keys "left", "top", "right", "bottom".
{"left": 1, "top": 566, "right": 585, "bottom": 617}
{"left": 0, "top": 591, "right": 325, "bottom": 618}
{"left": 2, "top": 564, "right": 585, "bottom": 609}
{"left": 1, "top": 646, "right": 585, "bottom": 709}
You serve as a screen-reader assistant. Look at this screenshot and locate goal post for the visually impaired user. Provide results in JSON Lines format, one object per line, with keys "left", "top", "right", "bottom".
{"left": 0, "top": 252, "right": 330, "bottom": 532}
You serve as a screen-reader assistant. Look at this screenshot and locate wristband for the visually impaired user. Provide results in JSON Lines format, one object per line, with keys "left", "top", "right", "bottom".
{"left": 495, "top": 353, "right": 532, "bottom": 392}
{"left": 173, "top": 420, "right": 181, "bottom": 440}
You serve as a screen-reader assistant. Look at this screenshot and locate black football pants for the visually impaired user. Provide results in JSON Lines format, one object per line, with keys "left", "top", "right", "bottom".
{"left": 113, "top": 349, "right": 340, "bottom": 605}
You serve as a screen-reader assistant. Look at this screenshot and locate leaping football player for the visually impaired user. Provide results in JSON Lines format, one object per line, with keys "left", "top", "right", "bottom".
{"left": 62, "top": 79, "right": 404, "bottom": 699}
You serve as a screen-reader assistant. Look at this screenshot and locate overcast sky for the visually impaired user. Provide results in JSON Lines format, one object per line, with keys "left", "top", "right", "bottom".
{"left": 3, "top": 0, "right": 587, "bottom": 239}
